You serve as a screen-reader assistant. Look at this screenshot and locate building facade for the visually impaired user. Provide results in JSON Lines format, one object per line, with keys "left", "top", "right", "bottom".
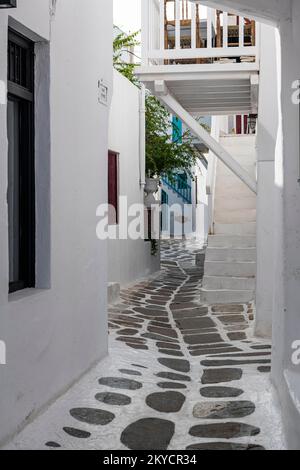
{"left": 108, "top": 69, "right": 160, "bottom": 291}
{"left": 0, "top": 0, "right": 112, "bottom": 444}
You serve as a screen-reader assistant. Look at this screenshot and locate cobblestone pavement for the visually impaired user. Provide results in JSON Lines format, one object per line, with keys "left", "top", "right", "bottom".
{"left": 5, "top": 240, "right": 286, "bottom": 450}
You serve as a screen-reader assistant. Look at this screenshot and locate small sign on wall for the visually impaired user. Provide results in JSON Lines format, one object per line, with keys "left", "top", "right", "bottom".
{"left": 98, "top": 79, "right": 109, "bottom": 106}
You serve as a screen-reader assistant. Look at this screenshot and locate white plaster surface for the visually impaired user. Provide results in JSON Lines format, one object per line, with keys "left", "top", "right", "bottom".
{"left": 254, "top": 23, "right": 278, "bottom": 338}
{"left": 108, "top": 71, "right": 160, "bottom": 287}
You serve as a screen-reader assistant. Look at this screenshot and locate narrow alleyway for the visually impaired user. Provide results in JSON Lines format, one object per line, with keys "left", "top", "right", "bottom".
{"left": 5, "top": 240, "right": 285, "bottom": 450}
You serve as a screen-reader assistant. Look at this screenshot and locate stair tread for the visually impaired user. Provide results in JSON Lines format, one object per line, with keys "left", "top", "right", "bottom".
{"left": 204, "top": 276, "right": 255, "bottom": 279}
{"left": 201, "top": 288, "right": 254, "bottom": 292}
{"left": 205, "top": 260, "right": 256, "bottom": 264}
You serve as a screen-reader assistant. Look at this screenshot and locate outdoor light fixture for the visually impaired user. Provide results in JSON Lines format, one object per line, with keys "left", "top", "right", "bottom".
{"left": 0, "top": 0, "right": 17, "bottom": 8}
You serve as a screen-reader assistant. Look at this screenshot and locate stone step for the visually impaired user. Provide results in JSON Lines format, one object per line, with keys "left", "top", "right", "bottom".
{"left": 204, "top": 261, "right": 256, "bottom": 277}
{"left": 214, "top": 197, "right": 256, "bottom": 212}
{"left": 214, "top": 209, "right": 257, "bottom": 224}
{"left": 208, "top": 235, "right": 256, "bottom": 248}
{"left": 206, "top": 247, "right": 256, "bottom": 262}
{"left": 216, "top": 164, "right": 256, "bottom": 178}
{"left": 215, "top": 180, "right": 256, "bottom": 197}
{"left": 200, "top": 288, "right": 255, "bottom": 304}
{"left": 203, "top": 275, "right": 256, "bottom": 291}
{"left": 108, "top": 282, "right": 120, "bottom": 304}
{"left": 219, "top": 135, "right": 256, "bottom": 148}
{"left": 214, "top": 222, "right": 256, "bottom": 236}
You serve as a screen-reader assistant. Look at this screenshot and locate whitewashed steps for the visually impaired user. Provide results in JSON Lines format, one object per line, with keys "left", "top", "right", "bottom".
{"left": 206, "top": 247, "right": 256, "bottom": 262}
{"left": 202, "top": 135, "right": 257, "bottom": 304}
{"left": 208, "top": 235, "right": 256, "bottom": 248}
{"left": 214, "top": 209, "right": 256, "bottom": 224}
{"left": 214, "top": 222, "right": 256, "bottom": 236}
{"left": 215, "top": 195, "right": 256, "bottom": 212}
{"left": 203, "top": 275, "right": 256, "bottom": 291}
{"left": 200, "top": 289, "right": 254, "bottom": 304}
{"left": 204, "top": 260, "right": 256, "bottom": 278}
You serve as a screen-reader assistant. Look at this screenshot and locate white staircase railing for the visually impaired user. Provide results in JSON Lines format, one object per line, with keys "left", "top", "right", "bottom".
{"left": 142, "top": 0, "right": 259, "bottom": 67}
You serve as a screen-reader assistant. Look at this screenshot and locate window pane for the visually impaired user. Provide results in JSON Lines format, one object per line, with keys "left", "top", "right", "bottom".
{"left": 108, "top": 151, "right": 118, "bottom": 225}
{"left": 7, "top": 98, "right": 20, "bottom": 283}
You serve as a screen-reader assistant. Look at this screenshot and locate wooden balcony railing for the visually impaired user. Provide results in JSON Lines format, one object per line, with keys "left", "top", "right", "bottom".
{"left": 142, "top": 0, "right": 259, "bottom": 66}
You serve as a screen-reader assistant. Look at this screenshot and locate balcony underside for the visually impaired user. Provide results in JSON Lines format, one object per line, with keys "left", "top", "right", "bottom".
{"left": 136, "top": 63, "right": 258, "bottom": 116}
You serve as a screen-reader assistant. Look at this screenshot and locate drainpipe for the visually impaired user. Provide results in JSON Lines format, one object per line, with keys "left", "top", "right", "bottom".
{"left": 139, "top": 84, "right": 146, "bottom": 188}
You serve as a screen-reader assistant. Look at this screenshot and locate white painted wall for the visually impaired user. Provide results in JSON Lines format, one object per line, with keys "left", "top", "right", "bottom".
{"left": 210, "top": 0, "right": 300, "bottom": 449}
{"left": 194, "top": 161, "right": 209, "bottom": 243}
{"left": 255, "top": 23, "right": 278, "bottom": 338}
{"left": 271, "top": 1, "right": 300, "bottom": 448}
{"left": 108, "top": 71, "right": 160, "bottom": 287}
{"left": 0, "top": 0, "right": 112, "bottom": 444}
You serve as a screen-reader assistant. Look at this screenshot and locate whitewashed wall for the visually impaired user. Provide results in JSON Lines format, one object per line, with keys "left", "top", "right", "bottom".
{"left": 194, "top": 161, "right": 209, "bottom": 243}
{"left": 271, "top": 0, "right": 300, "bottom": 448}
{"left": 0, "top": 0, "right": 112, "bottom": 444}
{"left": 108, "top": 71, "right": 160, "bottom": 287}
{"left": 255, "top": 23, "right": 278, "bottom": 338}
{"left": 206, "top": 0, "right": 300, "bottom": 450}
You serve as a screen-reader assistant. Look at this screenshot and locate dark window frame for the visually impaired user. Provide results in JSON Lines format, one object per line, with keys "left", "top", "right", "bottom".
{"left": 108, "top": 150, "right": 119, "bottom": 226}
{"left": 7, "top": 29, "right": 35, "bottom": 294}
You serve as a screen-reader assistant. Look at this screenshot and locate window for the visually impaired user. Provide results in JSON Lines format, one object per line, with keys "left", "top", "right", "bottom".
{"left": 236, "top": 115, "right": 248, "bottom": 135}
{"left": 161, "top": 190, "right": 169, "bottom": 232}
{"left": 177, "top": 172, "right": 188, "bottom": 190}
{"left": 172, "top": 116, "right": 182, "bottom": 143}
{"left": 7, "top": 30, "right": 35, "bottom": 293}
{"left": 108, "top": 151, "right": 119, "bottom": 225}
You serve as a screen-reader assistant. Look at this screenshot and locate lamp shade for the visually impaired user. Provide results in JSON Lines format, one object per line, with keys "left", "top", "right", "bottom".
{"left": 0, "top": 0, "right": 17, "bottom": 8}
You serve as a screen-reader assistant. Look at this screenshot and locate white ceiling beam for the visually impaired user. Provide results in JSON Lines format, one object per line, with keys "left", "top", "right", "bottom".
{"left": 136, "top": 66, "right": 259, "bottom": 83}
{"left": 190, "top": 109, "right": 250, "bottom": 116}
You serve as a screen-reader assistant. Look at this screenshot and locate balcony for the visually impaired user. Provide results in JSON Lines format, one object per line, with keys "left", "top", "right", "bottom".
{"left": 137, "top": 0, "right": 260, "bottom": 116}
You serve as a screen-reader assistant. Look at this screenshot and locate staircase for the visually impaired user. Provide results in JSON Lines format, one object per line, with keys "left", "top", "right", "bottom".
{"left": 201, "top": 135, "right": 256, "bottom": 304}
{"left": 161, "top": 173, "right": 192, "bottom": 204}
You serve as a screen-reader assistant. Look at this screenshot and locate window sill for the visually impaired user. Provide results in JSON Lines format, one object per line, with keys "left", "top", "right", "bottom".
{"left": 8, "top": 288, "right": 49, "bottom": 303}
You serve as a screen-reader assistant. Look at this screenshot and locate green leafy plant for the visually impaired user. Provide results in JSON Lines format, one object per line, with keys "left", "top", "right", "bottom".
{"left": 113, "top": 30, "right": 202, "bottom": 181}
{"left": 151, "top": 239, "right": 159, "bottom": 256}
{"left": 145, "top": 95, "right": 198, "bottom": 180}
{"left": 113, "top": 31, "right": 140, "bottom": 86}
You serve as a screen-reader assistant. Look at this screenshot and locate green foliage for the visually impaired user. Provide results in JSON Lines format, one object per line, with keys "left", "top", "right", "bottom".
{"left": 113, "top": 30, "right": 201, "bottom": 180}
{"left": 113, "top": 31, "right": 140, "bottom": 86}
{"left": 145, "top": 95, "right": 198, "bottom": 179}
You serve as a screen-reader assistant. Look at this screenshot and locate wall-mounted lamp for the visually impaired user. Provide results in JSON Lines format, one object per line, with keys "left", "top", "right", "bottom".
{"left": 0, "top": 0, "right": 17, "bottom": 8}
